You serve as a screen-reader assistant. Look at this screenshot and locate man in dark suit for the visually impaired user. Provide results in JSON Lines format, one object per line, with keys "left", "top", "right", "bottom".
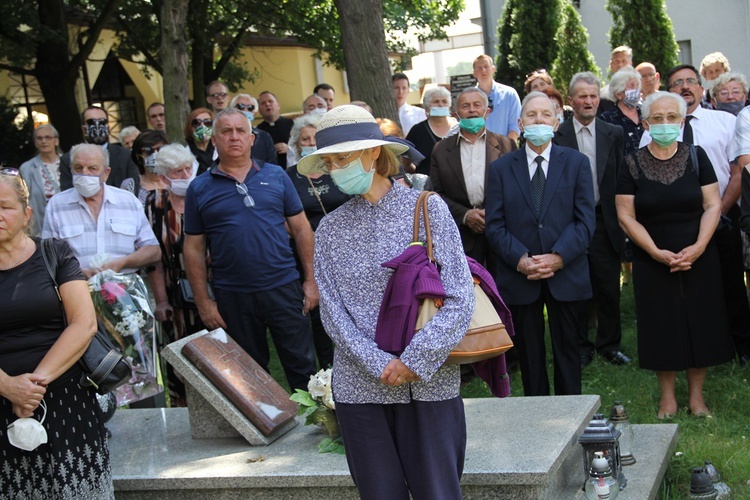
{"left": 486, "top": 91, "right": 596, "bottom": 396}
{"left": 554, "top": 72, "right": 630, "bottom": 367}
{"left": 429, "top": 87, "right": 516, "bottom": 274}
{"left": 59, "top": 106, "right": 140, "bottom": 192}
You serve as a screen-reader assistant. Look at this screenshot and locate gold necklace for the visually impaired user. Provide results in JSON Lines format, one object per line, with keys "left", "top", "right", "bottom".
{"left": 0, "top": 237, "right": 29, "bottom": 271}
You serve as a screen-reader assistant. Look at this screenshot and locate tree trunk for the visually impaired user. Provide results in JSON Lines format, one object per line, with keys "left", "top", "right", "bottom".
{"left": 188, "top": 0, "right": 207, "bottom": 109}
{"left": 160, "top": 0, "right": 191, "bottom": 144}
{"left": 35, "top": 0, "right": 84, "bottom": 150}
{"left": 332, "top": 0, "right": 398, "bottom": 123}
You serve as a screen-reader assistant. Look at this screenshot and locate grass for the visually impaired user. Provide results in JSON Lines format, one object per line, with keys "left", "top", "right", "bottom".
{"left": 268, "top": 285, "right": 750, "bottom": 498}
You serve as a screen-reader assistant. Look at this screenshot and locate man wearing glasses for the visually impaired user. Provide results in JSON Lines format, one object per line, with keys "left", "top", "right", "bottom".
{"left": 640, "top": 64, "right": 750, "bottom": 367}
{"left": 58, "top": 106, "right": 140, "bottom": 194}
{"left": 183, "top": 108, "right": 317, "bottom": 391}
{"left": 206, "top": 81, "right": 231, "bottom": 113}
{"left": 229, "top": 94, "right": 278, "bottom": 165}
{"left": 636, "top": 62, "right": 661, "bottom": 99}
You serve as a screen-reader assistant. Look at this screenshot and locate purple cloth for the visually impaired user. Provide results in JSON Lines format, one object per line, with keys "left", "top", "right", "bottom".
{"left": 466, "top": 256, "right": 515, "bottom": 398}
{"left": 374, "top": 247, "right": 516, "bottom": 398}
{"left": 375, "top": 244, "right": 445, "bottom": 354}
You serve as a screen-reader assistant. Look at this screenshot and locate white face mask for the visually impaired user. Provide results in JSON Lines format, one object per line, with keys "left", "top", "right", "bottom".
{"left": 7, "top": 399, "right": 47, "bottom": 451}
{"left": 168, "top": 171, "right": 196, "bottom": 197}
{"left": 73, "top": 174, "right": 103, "bottom": 198}
{"left": 311, "top": 108, "right": 327, "bottom": 117}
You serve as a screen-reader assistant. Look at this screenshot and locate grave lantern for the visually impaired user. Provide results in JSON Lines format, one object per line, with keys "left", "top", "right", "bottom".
{"left": 578, "top": 413, "right": 626, "bottom": 491}
{"left": 584, "top": 451, "right": 620, "bottom": 499}
{"left": 609, "top": 401, "right": 636, "bottom": 466}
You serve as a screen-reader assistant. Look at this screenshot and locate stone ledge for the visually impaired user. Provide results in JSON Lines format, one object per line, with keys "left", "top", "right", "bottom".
{"left": 111, "top": 396, "right": 608, "bottom": 499}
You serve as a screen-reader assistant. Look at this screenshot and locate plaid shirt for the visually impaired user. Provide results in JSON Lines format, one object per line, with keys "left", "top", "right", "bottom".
{"left": 42, "top": 185, "right": 159, "bottom": 272}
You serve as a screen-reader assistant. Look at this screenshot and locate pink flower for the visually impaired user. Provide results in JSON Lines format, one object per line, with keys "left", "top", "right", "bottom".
{"left": 100, "top": 282, "right": 127, "bottom": 304}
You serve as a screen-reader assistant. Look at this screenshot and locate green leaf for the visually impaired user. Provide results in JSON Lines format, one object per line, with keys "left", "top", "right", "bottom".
{"left": 289, "top": 389, "right": 316, "bottom": 407}
{"left": 317, "top": 436, "right": 345, "bottom": 454}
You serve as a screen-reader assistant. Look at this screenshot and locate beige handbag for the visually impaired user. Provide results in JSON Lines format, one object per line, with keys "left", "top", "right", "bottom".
{"left": 413, "top": 192, "right": 513, "bottom": 364}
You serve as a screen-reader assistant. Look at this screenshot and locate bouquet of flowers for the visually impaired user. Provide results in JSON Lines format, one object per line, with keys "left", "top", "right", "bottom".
{"left": 290, "top": 368, "right": 344, "bottom": 454}
{"left": 89, "top": 269, "right": 163, "bottom": 405}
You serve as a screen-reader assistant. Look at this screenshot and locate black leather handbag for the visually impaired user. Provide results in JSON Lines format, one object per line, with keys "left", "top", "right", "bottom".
{"left": 40, "top": 239, "right": 132, "bottom": 395}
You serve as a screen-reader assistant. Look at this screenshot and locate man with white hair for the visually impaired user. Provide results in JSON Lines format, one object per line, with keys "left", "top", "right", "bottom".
{"left": 555, "top": 72, "right": 629, "bottom": 367}
{"left": 42, "top": 143, "right": 161, "bottom": 278}
{"left": 429, "top": 87, "right": 516, "bottom": 275}
{"left": 486, "top": 91, "right": 596, "bottom": 396}
{"left": 229, "top": 93, "right": 277, "bottom": 165}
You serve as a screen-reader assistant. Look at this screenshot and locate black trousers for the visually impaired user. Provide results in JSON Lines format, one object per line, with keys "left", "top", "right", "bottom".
{"left": 715, "top": 204, "right": 750, "bottom": 358}
{"left": 336, "top": 397, "right": 466, "bottom": 500}
{"left": 510, "top": 282, "right": 586, "bottom": 396}
{"left": 215, "top": 280, "right": 316, "bottom": 391}
{"left": 580, "top": 212, "right": 622, "bottom": 356}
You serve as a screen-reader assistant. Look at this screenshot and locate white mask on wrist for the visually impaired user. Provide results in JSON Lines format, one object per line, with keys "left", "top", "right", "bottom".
{"left": 7, "top": 399, "right": 48, "bottom": 451}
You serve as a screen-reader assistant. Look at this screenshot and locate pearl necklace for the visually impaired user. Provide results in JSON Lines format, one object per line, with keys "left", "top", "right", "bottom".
{"left": 0, "top": 237, "right": 29, "bottom": 271}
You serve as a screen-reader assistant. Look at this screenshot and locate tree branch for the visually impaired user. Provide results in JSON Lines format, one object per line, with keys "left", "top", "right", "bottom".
{"left": 212, "top": 17, "right": 252, "bottom": 77}
{"left": 0, "top": 62, "right": 34, "bottom": 75}
{"left": 67, "top": 0, "right": 124, "bottom": 79}
{"left": 114, "top": 15, "right": 163, "bottom": 74}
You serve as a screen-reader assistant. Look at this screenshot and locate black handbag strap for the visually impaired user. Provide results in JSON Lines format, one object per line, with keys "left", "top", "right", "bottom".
{"left": 39, "top": 238, "right": 67, "bottom": 326}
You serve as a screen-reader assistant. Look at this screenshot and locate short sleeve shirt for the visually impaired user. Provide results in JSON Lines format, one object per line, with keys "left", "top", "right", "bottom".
{"left": 485, "top": 81, "right": 522, "bottom": 136}
{"left": 184, "top": 161, "right": 304, "bottom": 292}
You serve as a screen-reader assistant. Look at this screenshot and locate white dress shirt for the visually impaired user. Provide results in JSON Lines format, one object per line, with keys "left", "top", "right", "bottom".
{"left": 457, "top": 129, "right": 487, "bottom": 208}
{"left": 398, "top": 103, "right": 427, "bottom": 136}
{"left": 525, "top": 142, "right": 552, "bottom": 177}
{"left": 731, "top": 105, "right": 750, "bottom": 162}
{"left": 573, "top": 118, "right": 600, "bottom": 204}
{"left": 42, "top": 185, "right": 159, "bottom": 272}
{"left": 640, "top": 105, "right": 736, "bottom": 196}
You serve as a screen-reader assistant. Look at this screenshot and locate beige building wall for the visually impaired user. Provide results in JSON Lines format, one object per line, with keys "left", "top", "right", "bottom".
{"left": 235, "top": 46, "right": 349, "bottom": 118}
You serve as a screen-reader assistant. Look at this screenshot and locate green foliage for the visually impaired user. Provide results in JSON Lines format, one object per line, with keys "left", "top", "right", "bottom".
{"left": 0, "top": 97, "right": 35, "bottom": 169}
{"left": 285, "top": 0, "right": 464, "bottom": 70}
{"left": 495, "top": 0, "right": 563, "bottom": 96}
{"left": 318, "top": 436, "right": 345, "bottom": 454}
{"left": 550, "top": 2, "right": 600, "bottom": 97}
{"left": 606, "top": 0, "right": 680, "bottom": 77}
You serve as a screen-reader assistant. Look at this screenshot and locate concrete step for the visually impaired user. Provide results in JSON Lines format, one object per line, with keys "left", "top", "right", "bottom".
{"left": 109, "top": 396, "right": 676, "bottom": 499}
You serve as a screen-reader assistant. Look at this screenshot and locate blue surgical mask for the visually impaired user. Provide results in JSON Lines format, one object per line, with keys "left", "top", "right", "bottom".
{"left": 522, "top": 124, "right": 555, "bottom": 146}
{"left": 648, "top": 123, "right": 681, "bottom": 147}
{"left": 241, "top": 110, "right": 255, "bottom": 121}
{"left": 459, "top": 117, "right": 485, "bottom": 134}
{"left": 557, "top": 113, "right": 564, "bottom": 124}
{"left": 329, "top": 154, "right": 375, "bottom": 195}
{"left": 300, "top": 146, "right": 317, "bottom": 158}
{"left": 430, "top": 106, "right": 450, "bottom": 117}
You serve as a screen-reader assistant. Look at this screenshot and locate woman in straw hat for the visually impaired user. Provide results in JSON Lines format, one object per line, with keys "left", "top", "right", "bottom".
{"left": 298, "top": 105, "right": 474, "bottom": 499}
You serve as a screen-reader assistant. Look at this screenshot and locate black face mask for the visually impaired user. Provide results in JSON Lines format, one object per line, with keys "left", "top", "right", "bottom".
{"left": 85, "top": 118, "right": 110, "bottom": 145}
{"left": 715, "top": 101, "right": 745, "bottom": 116}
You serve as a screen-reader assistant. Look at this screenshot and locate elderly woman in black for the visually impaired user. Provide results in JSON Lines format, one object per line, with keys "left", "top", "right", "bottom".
{"left": 616, "top": 91, "right": 733, "bottom": 419}
{"left": 0, "top": 169, "right": 113, "bottom": 497}
{"left": 300, "top": 106, "right": 474, "bottom": 499}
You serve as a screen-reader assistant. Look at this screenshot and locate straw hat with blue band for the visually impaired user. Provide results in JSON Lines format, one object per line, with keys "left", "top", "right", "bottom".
{"left": 297, "top": 105, "right": 410, "bottom": 176}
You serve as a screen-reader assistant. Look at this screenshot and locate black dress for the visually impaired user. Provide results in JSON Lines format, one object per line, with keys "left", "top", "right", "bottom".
{"left": 286, "top": 165, "right": 351, "bottom": 368}
{"left": 617, "top": 144, "right": 734, "bottom": 371}
{"left": 406, "top": 120, "right": 443, "bottom": 175}
{"left": 0, "top": 239, "right": 114, "bottom": 499}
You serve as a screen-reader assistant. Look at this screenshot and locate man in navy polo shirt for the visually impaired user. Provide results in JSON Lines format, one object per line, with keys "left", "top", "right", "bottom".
{"left": 183, "top": 108, "right": 317, "bottom": 390}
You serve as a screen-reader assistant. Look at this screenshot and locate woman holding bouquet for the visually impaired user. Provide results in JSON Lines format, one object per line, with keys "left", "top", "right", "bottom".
{"left": 299, "top": 106, "right": 474, "bottom": 499}
{"left": 0, "top": 169, "right": 114, "bottom": 497}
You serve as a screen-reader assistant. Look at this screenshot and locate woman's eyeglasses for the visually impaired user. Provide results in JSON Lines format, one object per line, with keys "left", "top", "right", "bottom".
{"left": 235, "top": 182, "right": 255, "bottom": 208}
{"left": 235, "top": 103, "right": 255, "bottom": 112}
{"left": 191, "top": 118, "right": 213, "bottom": 127}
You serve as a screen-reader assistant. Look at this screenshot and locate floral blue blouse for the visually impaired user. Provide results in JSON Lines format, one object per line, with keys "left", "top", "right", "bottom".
{"left": 314, "top": 182, "right": 474, "bottom": 404}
